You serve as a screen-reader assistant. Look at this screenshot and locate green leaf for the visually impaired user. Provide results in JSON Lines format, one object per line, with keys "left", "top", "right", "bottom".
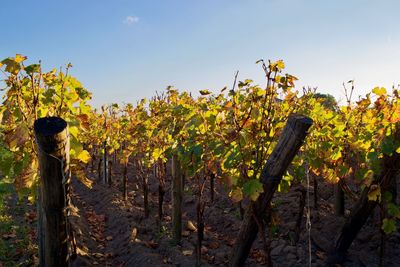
{"left": 387, "top": 203, "right": 400, "bottom": 219}
{"left": 1, "top": 57, "right": 21, "bottom": 74}
{"left": 75, "top": 87, "right": 91, "bottom": 101}
{"left": 0, "top": 147, "right": 14, "bottom": 177}
{"left": 382, "top": 219, "right": 397, "bottom": 234}
{"left": 199, "top": 89, "right": 211, "bottom": 95}
{"left": 381, "top": 137, "right": 395, "bottom": 155}
{"left": 24, "top": 64, "right": 41, "bottom": 75}
{"left": 243, "top": 179, "right": 263, "bottom": 201}
{"left": 70, "top": 136, "right": 83, "bottom": 157}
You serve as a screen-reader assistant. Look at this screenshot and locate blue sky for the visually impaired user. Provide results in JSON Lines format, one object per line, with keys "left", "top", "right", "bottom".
{"left": 1, "top": 0, "right": 399, "bottom": 106}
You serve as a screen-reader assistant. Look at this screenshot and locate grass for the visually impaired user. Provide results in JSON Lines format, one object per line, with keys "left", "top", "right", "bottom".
{"left": 0, "top": 177, "right": 37, "bottom": 266}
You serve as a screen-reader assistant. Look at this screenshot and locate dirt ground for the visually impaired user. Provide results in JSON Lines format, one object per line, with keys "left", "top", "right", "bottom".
{"left": 69, "top": 162, "right": 400, "bottom": 267}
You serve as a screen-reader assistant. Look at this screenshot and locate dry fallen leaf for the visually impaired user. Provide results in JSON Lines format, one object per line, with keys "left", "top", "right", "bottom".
{"left": 105, "top": 252, "right": 114, "bottom": 258}
{"left": 2, "top": 233, "right": 17, "bottom": 239}
{"left": 131, "top": 227, "right": 138, "bottom": 239}
{"left": 182, "top": 250, "right": 193, "bottom": 256}
{"left": 201, "top": 246, "right": 208, "bottom": 254}
{"left": 187, "top": 220, "right": 197, "bottom": 232}
{"left": 316, "top": 250, "right": 326, "bottom": 260}
{"left": 144, "top": 240, "right": 158, "bottom": 249}
{"left": 76, "top": 247, "right": 88, "bottom": 256}
{"left": 208, "top": 241, "right": 220, "bottom": 249}
{"left": 93, "top": 253, "right": 104, "bottom": 259}
{"left": 205, "top": 254, "right": 215, "bottom": 264}
{"left": 227, "top": 239, "right": 235, "bottom": 247}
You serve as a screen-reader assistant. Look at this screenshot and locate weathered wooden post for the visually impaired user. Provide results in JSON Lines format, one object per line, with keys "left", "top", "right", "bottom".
{"left": 156, "top": 160, "right": 166, "bottom": 226}
{"left": 108, "top": 160, "right": 112, "bottom": 186}
{"left": 334, "top": 180, "right": 345, "bottom": 216}
{"left": 230, "top": 114, "right": 313, "bottom": 267}
{"left": 97, "top": 157, "right": 102, "bottom": 181}
{"left": 171, "top": 154, "right": 183, "bottom": 244}
{"left": 123, "top": 162, "right": 128, "bottom": 200}
{"left": 327, "top": 128, "right": 400, "bottom": 265}
{"left": 34, "top": 117, "right": 71, "bottom": 267}
{"left": 103, "top": 140, "right": 108, "bottom": 184}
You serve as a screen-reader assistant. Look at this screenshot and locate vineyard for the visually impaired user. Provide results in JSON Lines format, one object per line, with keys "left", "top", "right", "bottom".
{"left": 0, "top": 54, "right": 399, "bottom": 266}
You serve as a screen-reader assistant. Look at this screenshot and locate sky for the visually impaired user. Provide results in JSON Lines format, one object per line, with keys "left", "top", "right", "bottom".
{"left": 1, "top": 0, "right": 399, "bottom": 106}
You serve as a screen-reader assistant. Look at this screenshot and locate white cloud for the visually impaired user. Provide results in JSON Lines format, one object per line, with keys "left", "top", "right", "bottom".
{"left": 123, "top": 16, "right": 139, "bottom": 25}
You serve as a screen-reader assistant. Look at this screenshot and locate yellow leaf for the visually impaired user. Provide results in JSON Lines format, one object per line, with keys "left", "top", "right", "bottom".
{"left": 120, "top": 156, "right": 129, "bottom": 165}
{"left": 15, "top": 159, "right": 38, "bottom": 191}
{"left": 69, "top": 126, "right": 79, "bottom": 138}
{"left": 276, "top": 60, "right": 285, "bottom": 69}
{"left": 224, "top": 101, "right": 233, "bottom": 109}
{"left": 28, "top": 195, "right": 35, "bottom": 203}
{"left": 6, "top": 123, "right": 30, "bottom": 150}
{"left": 15, "top": 54, "right": 27, "bottom": 63}
{"left": 229, "top": 188, "right": 243, "bottom": 202}
{"left": 372, "top": 87, "right": 387, "bottom": 96}
{"left": 151, "top": 148, "right": 163, "bottom": 160}
{"left": 77, "top": 150, "right": 91, "bottom": 163}
{"left": 368, "top": 184, "right": 381, "bottom": 202}
{"left": 250, "top": 191, "right": 261, "bottom": 201}
{"left": 270, "top": 60, "right": 285, "bottom": 71}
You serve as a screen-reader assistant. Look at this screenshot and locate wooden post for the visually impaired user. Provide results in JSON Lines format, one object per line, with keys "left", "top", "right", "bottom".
{"left": 313, "top": 175, "right": 318, "bottom": 210}
{"left": 327, "top": 131, "right": 400, "bottom": 265}
{"left": 229, "top": 114, "right": 313, "bottom": 267}
{"left": 143, "top": 171, "right": 149, "bottom": 218}
{"left": 210, "top": 172, "right": 215, "bottom": 203}
{"left": 97, "top": 157, "right": 102, "bottom": 181}
{"left": 335, "top": 179, "right": 345, "bottom": 216}
{"left": 34, "top": 117, "right": 70, "bottom": 267}
{"left": 103, "top": 140, "right": 108, "bottom": 184}
{"left": 293, "top": 187, "right": 306, "bottom": 244}
{"left": 91, "top": 145, "right": 96, "bottom": 173}
{"left": 171, "top": 154, "right": 183, "bottom": 244}
{"left": 108, "top": 160, "right": 112, "bottom": 186}
{"left": 157, "top": 160, "right": 166, "bottom": 226}
{"left": 123, "top": 162, "right": 128, "bottom": 201}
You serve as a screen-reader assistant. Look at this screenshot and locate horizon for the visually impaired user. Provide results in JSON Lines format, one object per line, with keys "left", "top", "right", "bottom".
{"left": 1, "top": 1, "right": 399, "bottom": 107}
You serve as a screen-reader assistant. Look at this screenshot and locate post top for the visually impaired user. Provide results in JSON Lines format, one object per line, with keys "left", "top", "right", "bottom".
{"left": 34, "top": 117, "right": 67, "bottom": 136}
{"left": 289, "top": 113, "right": 313, "bottom": 125}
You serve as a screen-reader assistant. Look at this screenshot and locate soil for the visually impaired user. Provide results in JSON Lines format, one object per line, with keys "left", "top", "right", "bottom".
{"left": 68, "top": 160, "right": 400, "bottom": 267}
